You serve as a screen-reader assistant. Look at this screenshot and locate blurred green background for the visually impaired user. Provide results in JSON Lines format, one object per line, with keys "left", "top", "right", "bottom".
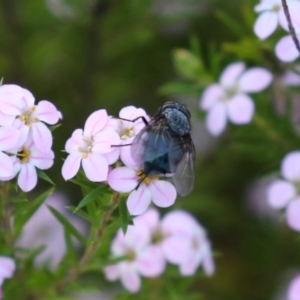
{"left": 1, "top": 0, "right": 300, "bottom": 299}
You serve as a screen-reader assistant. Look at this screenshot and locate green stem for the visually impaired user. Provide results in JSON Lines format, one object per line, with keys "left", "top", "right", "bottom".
{"left": 55, "top": 192, "right": 120, "bottom": 292}
{"left": 1, "top": 182, "right": 14, "bottom": 246}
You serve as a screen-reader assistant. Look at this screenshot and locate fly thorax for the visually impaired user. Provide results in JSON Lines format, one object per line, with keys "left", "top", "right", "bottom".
{"left": 18, "top": 106, "right": 39, "bottom": 127}
{"left": 163, "top": 108, "right": 190, "bottom": 136}
{"left": 78, "top": 136, "right": 93, "bottom": 158}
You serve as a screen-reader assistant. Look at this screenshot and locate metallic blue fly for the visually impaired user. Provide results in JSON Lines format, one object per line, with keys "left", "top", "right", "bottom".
{"left": 131, "top": 102, "right": 195, "bottom": 196}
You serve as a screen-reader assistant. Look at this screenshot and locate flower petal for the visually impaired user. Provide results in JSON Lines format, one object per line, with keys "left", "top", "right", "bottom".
{"left": 93, "top": 128, "right": 121, "bottom": 154}
{"left": 0, "top": 152, "right": 13, "bottom": 177}
{"left": 0, "top": 84, "right": 23, "bottom": 115}
{"left": 103, "top": 147, "right": 120, "bottom": 165}
{"left": 0, "top": 112, "right": 15, "bottom": 126}
{"left": 200, "top": 84, "right": 225, "bottom": 111}
{"left": 82, "top": 153, "right": 108, "bottom": 182}
{"left": 281, "top": 151, "right": 300, "bottom": 181}
{"left": 0, "top": 126, "right": 20, "bottom": 151}
{"left": 205, "top": 103, "right": 227, "bottom": 136}
{"left": 162, "top": 236, "right": 191, "bottom": 264}
{"left": 137, "top": 245, "right": 166, "bottom": 277}
{"left": 179, "top": 252, "right": 200, "bottom": 276}
{"left": 104, "top": 265, "right": 120, "bottom": 281}
{"left": 120, "top": 264, "right": 141, "bottom": 293}
{"left": 133, "top": 208, "right": 160, "bottom": 232}
{"left": 227, "top": 94, "right": 254, "bottom": 124}
{"left": 278, "top": 1, "right": 300, "bottom": 33}
{"left": 239, "top": 68, "right": 273, "bottom": 93}
{"left": 61, "top": 152, "right": 82, "bottom": 180}
{"left": 0, "top": 257, "right": 15, "bottom": 279}
{"left": 286, "top": 199, "right": 300, "bottom": 231}
{"left": 30, "top": 149, "right": 54, "bottom": 170}
{"left": 149, "top": 180, "right": 177, "bottom": 208}
{"left": 127, "top": 185, "right": 152, "bottom": 216}
{"left": 254, "top": 0, "right": 279, "bottom": 12}
{"left": 202, "top": 242, "right": 215, "bottom": 276}
{"left": 288, "top": 274, "right": 300, "bottom": 300}
{"left": 220, "top": 62, "right": 245, "bottom": 88}
{"left": 254, "top": 11, "right": 278, "bottom": 39}
{"left": 108, "top": 167, "right": 138, "bottom": 192}
{"left": 22, "top": 88, "right": 35, "bottom": 107}
{"left": 32, "top": 122, "right": 53, "bottom": 153}
{"left": 83, "top": 109, "right": 108, "bottom": 136}
{"left": 275, "top": 35, "right": 300, "bottom": 62}
{"left": 18, "top": 164, "right": 37, "bottom": 192}
{"left": 267, "top": 180, "right": 296, "bottom": 209}
{"left": 65, "top": 129, "right": 84, "bottom": 153}
{"left": 35, "top": 100, "right": 61, "bottom": 124}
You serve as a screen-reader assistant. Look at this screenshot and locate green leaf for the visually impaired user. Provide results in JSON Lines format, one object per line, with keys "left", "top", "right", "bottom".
{"left": 14, "top": 188, "right": 54, "bottom": 236}
{"left": 215, "top": 10, "right": 246, "bottom": 38}
{"left": 47, "top": 205, "right": 86, "bottom": 245}
{"left": 173, "top": 49, "right": 204, "bottom": 81}
{"left": 119, "top": 197, "right": 132, "bottom": 234}
{"left": 70, "top": 178, "right": 101, "bottom": 191}
{"left": 49, "top": 123, "right": 62, "bottom": 132}
{"left": 66, "top": 206, "right": 95, "bottom": 223}
{"left": 37, "top": 170, "right": 55, "bottom": 185}
{"left": 74, "top": 185, "right": 108, "bottom": 212}
{"left": 63, "top": 230, "right": 77, "bottom": 264}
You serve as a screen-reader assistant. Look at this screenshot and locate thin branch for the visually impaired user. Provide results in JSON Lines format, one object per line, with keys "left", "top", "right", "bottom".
{"left": 281, "top": 0, "right": 300, "bottom": 54}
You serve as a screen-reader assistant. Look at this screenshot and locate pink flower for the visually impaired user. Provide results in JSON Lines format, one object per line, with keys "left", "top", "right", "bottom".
{"left": 0, "top": 84, "right": 62, "bottom": 153}
{"left": 253, "top": 0, "right": 300, "bottom": 40}
{"left": 107, "top": 165, "right": 177, "bottom": 215}
{"left": 0, "top": 126, "right": 20, "bottom": 177}
{"left": 107, "top": 106, "right": 150, "bottom": 167}
{"left": 134, "top": 209, "right": 215, "bottom": 276}
{"left": 274, "top": 2, "right": 300, "bottom": 62}
{"left": 287, "top": 274, "right": 300, "bottom": 300}
{"left": 104, "top": 224, "right": 165, "bottom": 293}
{"left": 62, "top": 109, "right": 120, "bottom": 182}
{"left": 267, "top": 151, "right": 300, "bottom": 231}
{"left": 199, "top": 62, "right": 273, "bottom": 136}
{"left": 1, "top": 134, "right": 54, "bottom": 192}
{"left": 161, "top": 210, "right": 215, "bottom": 276}
{"left": 0, "top": 256, "right": 15, "bottom": 286}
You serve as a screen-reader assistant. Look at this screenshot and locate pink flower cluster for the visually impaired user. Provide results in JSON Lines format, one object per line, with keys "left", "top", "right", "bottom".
{"left": 0, "top": 256, "right": 15, "bottom": 299}
{"left": 104, "top": 209, "right": 214, "bottom": 293}
{"left": 267, "top": 151, "right": 300, "bottom": 231}
{"left": 0, "top": 84, "right": 61, "bottom": 192}
{"left": 254, "top": 0, "right": 300, "bottom": 62}
{"left": 62, "top": 106, "right": 178, "bottom": 216}
{"left": 199, "top": 62, "right": 273, "bottom": 136}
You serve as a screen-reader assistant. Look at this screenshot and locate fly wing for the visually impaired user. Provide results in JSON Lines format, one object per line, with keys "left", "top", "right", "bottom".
{"left": 131, "top": 118, "right": 172, "bottom": 165}
{"left": 169, "top": 136, "right": 195, "bottom": 197}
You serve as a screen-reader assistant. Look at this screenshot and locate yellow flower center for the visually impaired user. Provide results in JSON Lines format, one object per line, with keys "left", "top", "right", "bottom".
{"left": 125, "top": 249, "right": 136, "bottom": 261}
{"left": 272, "top": 4, "right": 281, "bottom": 12}
{"left": 120, "top": 121, "right": 134, "bottom": 140}
{"left": 19, "top": 106, "right": 39, "bottom": 127}
{"left": 17, "top": 147, "right": 31, "bottom": 163}
{"left": 136, "top": 170, "right": 159, "bottom": 185}
{"left": 78, "top": 136, "right": 93, "bottom": 159}
{"left": 191, "top": 237, "right": 199, "bottom": 250}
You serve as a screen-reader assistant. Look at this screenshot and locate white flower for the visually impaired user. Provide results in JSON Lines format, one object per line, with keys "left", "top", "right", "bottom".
{"left": 267, "top": 151, "right": 300, "bottom": 231}
{"left": 199, "top": 62, "right": 273, "bottom": 136}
